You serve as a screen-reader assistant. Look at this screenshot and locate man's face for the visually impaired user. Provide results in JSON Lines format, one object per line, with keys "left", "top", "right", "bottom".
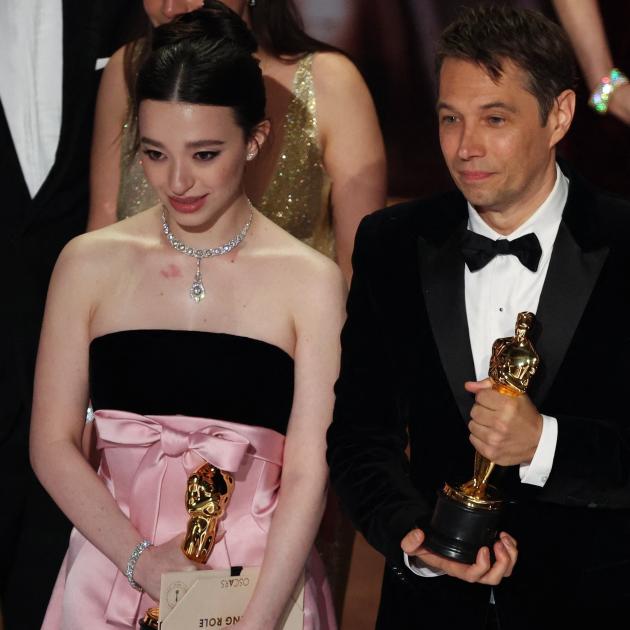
{"left": 438, "top": 57, "right": 559, "bottom": 222}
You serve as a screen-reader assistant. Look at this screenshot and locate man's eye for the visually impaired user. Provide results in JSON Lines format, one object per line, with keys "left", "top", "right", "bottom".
{"left": 441, "top": 115, "right": 458, "bottom": 124}
{"left": 488, "top": 116, "right": 505, "bottom": 125}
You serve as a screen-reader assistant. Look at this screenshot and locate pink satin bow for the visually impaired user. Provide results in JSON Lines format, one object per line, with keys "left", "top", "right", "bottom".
{"left": 92, "top": 410, "right": 284, "bottom": 628}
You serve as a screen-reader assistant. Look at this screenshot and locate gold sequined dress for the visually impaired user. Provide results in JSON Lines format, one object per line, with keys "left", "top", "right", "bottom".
{"left": 117, "top": 53, "right": 334, "bottom": 258}
{"left": 117, "top": 119, "right": 160, "bottom": 220}
{"left": 257, "top": 53, "right": 333, "bottom": 257}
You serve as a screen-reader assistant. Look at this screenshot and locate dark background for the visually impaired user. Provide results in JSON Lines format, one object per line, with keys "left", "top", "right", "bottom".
{"left": 296, "top": 0, "right": 630, "bottom": 201}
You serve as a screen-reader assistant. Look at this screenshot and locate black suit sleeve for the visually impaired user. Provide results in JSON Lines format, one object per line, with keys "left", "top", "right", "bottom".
{"left": 535, "top": 409, "right": 630, "bottom": 510}
{"left": 326, "top": 216, "right": 429, "bottom": 563}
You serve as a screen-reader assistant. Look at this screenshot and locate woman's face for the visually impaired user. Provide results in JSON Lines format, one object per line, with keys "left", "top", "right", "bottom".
{"left": 138, "top": 100, "right": 266, "bottom": 230}
{"left": 143, "top": 0, "right": 204, "bottom": 27}
{"left": 143, "top": 0, "right": 248, "bottom": 26}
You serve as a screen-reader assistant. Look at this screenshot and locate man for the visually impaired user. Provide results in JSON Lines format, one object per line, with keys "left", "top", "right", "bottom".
{"left": 327, "top": 5, "right": 630, "bottom": 629}
{"left": 0, "top": 2, "right": 141, "bottom": 627}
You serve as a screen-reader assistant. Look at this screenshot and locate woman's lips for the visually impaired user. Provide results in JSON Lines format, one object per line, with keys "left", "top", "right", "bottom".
{"left": 168, "top": 194, "right": 208, "bottom": 214}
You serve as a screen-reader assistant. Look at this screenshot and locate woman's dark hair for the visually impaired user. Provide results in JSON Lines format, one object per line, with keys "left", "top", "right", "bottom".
{"left": 124, "top": 0, "right": 337, "bottom": 106}
{"left": 248, "top": 0, "right": 336, "bottom": 58}
{"left": 436, "top": 5, "right": 577, "bottom": 124}
{"left": 134, "top": 2, "right": 266, "bottom": 138}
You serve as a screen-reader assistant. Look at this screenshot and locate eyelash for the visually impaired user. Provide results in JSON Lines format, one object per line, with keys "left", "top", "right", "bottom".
{"left": 194, "top": 151, "right": 219, "bottom": 161}
{"left": 141, "top": 150, "right": 220, "bottom": 162}
{"left": 142, "top": 149, "right": 164, "bottom": 161}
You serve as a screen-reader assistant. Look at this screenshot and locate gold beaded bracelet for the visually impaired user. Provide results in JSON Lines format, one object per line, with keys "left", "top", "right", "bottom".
{"left": 589, "top": 68, "right": 628, "bottom": 115}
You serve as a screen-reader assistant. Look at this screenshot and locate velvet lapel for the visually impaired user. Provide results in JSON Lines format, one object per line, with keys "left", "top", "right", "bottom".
{"left": 0, "top": 101, "right": 31, "bottom": 236}
{"left": 419, "top": 213, "right": 476, "bottom": 423}
{"left": 29, "top": 0, "right": 98, "bottom": 214}
{"left": 529, "top": 177, "right": 610, "bottom": 406}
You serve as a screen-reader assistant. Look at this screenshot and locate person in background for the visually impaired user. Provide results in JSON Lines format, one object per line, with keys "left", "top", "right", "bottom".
{"left": 0, "top": 2, "right": 138, "bottom": 628}
{"left": 328, "top": 5, "right": 630, "bottom": 629}
{"left": 88, "top": 0, "right": 386, "bottom": 282}
{"left": 552, "top": 0, "right": 629, "bottom": 125}
{"left": 551, "top": 0, "right": 630, "bottom": 198}
{"left": 32, "top": 5, "right": 342, "bottom": 629}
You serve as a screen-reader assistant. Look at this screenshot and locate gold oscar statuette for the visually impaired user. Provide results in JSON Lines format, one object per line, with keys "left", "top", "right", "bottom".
{"left": 424, "top": 311, "right": 540, "bottom": 563}
{"left": 139, "top": 463, "right": 235, "bottom": 628}
{"left": 139, "top": 608, "right": 159, "bottom": 630}
{"left": 182, "top": 463, "right": 235, "bottom": 563}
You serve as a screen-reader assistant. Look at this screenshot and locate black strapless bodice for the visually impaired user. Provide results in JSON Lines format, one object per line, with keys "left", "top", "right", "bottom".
{"left": 89, "top": 330, "right": 294, "bottom": 435}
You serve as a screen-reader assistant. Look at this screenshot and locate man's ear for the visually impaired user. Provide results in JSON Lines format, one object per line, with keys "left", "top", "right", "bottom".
{"left": 548, "top": 89, "right": 576, "bottom": 148}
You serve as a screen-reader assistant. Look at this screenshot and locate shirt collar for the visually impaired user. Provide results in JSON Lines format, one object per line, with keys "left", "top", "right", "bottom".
{"left": 467, "top": 163, "right": 568, "bottom": 255}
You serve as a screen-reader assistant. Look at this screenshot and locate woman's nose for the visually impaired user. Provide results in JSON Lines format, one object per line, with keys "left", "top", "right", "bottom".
{"left": 168, "top": 162, "right": 195, "bottom": 196}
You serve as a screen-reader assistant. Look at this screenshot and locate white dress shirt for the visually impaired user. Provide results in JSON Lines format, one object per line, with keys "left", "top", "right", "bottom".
{"left": 406, "top": 164, "right": 568, "bottom": 576}
{"left": 0, "top": 0, "right": 63, "bottom": 198}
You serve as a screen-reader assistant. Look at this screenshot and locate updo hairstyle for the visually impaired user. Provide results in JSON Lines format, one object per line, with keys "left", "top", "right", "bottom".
{"left": 135, "top": 0, "right": 266, "bottom": 138}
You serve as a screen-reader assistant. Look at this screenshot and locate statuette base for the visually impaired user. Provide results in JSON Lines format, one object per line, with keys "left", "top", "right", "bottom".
{"left": 424, "top": 483, "right": 502, "bottom": 564}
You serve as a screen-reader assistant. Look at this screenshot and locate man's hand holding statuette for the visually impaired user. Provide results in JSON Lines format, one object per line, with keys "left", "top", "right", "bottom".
{"left": 401, "top": 528, "right": 518, "bottom": 584}
{"left": 465, "top": 378, "right": 543, "bottom": 466}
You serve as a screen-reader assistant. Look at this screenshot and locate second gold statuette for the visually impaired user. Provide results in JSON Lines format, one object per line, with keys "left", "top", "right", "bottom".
{"left": 424, "top": 311, "right": 540, "bottom": 563}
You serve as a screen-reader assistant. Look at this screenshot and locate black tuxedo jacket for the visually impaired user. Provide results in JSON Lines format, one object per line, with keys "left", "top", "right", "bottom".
{"left": 0, "top": 2, "right": 142, "bottom": 627}
{"left": 327, "top": 166, "right": 630, "bottom": 629}
{"left": 0, "top": 0, "right": 139, "bottom": 444}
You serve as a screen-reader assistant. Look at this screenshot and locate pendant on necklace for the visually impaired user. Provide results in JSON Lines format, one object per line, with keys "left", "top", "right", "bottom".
{"left": 190, "top": 257, "right": 206, "bottom": 303}
{"left": 161, "top": 206, "right": 254, "bottom": 304}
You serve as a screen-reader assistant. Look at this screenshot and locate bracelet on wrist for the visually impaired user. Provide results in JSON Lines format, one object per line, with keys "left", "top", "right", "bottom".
{"left": 589, "top": 68, "right": 628, "bottom": 115}
{"left": 125, "top": 539, "right": 153, "bottom": 591}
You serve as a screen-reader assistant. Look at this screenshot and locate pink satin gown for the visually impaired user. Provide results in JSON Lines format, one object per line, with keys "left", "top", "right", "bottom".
{"left": 41, "top": 330, "right": 336, "bottom": 629}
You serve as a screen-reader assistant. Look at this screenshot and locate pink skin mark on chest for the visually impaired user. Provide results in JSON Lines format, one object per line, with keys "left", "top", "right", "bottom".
{"left": 160, "top": 264, "right": 183, "bottom": 279}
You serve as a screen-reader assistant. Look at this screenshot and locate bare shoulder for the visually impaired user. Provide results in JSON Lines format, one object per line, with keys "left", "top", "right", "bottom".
{"left": 312, "top": 51, "right": 367, "bottom": 96}
{"left": 94, "top": 43, "right": 130, "bottom": 128}
{"left": 254, "top": 213, "right": 346, "bottom": 312}
{"left": 55, "top": 211, "right": 158, "bottom": 285}
{"left": 311, "top": 51, "right": 377, "bottom": 144}
{"left": 107, "top": 44, "right": 127, "bottom": 70}
{"left": 281, "top": 234, "right": 347, "bottom": 343}
{"left": 292, "top": 241, "right": 345, "bottom": 299}
{"left": 46, "top": 231, "right": 114, "bottom": 315}
{"left": 289, "top": 243, "right": 346, "bottom": 333}
{"left": 101, "top": 44, "right": 127, "bottom": 86}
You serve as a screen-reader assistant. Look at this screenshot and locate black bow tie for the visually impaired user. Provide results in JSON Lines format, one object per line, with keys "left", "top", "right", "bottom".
{"left": 460, "top": 230, "right": 542, "bottom": 272}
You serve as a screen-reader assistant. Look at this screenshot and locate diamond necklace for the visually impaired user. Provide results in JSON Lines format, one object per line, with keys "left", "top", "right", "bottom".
{"left": 161, "top": 205, "right": 254, "bottom": 303}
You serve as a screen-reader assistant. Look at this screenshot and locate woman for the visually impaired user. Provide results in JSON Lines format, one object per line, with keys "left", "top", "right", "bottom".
{"left": 32, "top": 5, "right": 343, "bottom": 628}
{"left": 88, "top": 0, "right": 385, "bottom": 280}
{"left": 552, "top": 0, "right": 630, "bottom": 125}
{"left": 551, "top": 0, "right": 630, "bottom": 198}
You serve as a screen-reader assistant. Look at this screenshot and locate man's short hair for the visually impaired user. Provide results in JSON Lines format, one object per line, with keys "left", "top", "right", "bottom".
{"left": 436, "top": 5, "right": 577, "bottom": 124}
